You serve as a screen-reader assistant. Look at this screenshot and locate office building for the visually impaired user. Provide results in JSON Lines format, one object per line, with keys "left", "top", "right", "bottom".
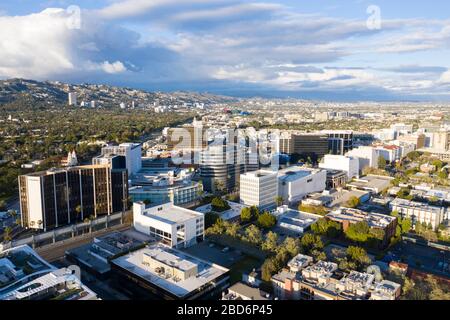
{"left": 321, "top": 130, "right": 353, "bottom": 155}
{"left": 319, "top": 155, "right": 359, "bottom": 179}
{"left": 240, "top": 170, "right": 278, "bottom": 210}
{"left": 133, "top": 202, "right": 204, "bottom": 249}
{"left": 292, "top": 134, "right": 329, "bottom": 161}
{"left": 19, "top": 165, "right": 128, "bottom": 231}
{"left": 129, "top": 168, "right": 202, "bottom": 206}
{"left": 199, "top": 143, "right": 256, "bottom": 193}
{"left": 68, "top": 92, "right": 77, "bottom": 106}
{"left": 110, "top": 243, "right": 229, "bottom": 300}
{"left": 94, "top": 143, "right": 142, "bottom": 176}
{"left": 346, "top": 146, "right": 379, "bottom": 172}
{"left": 277, "top": 166, "right": 326, "bottom": 204}
{"left": 389, "top": 198, "right": 447, "bottom": 230}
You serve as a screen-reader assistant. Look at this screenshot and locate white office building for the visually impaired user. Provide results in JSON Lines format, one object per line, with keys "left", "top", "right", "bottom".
{"left": 133, "top": 202, "right": 204, "bottom": 249}
{"left": 277, "top": 166, "right": 326, "bottom": 204}
{"left": 68, "top": 92, "right": 77, "bottom": 106}
{"left": 346, "top": 146, "right": 379, "bottom": 172}
{"left": 319, "top": 155, "right": 359, "bottom": 179}
{"left": 240, "top": 170, "right": 278, "bottom": 210}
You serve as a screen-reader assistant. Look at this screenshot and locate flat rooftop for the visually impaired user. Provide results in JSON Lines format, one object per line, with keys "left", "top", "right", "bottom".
{"left": 141, "top": 203, "right": 203, "bottom": 225}
{"left": 111, "top": 244, "right": 229, "bottom": 298}
{"left": 242, "top": 170, "right": 277, "bottom": 178}
{"left": 347, "top": 175, "right": 393, "bottom": 192}
{"left": 278, "top": 166, "right": 322, "bottom": 182}
{"left": 326, "top": 208, "right": 396, "bottom": 229}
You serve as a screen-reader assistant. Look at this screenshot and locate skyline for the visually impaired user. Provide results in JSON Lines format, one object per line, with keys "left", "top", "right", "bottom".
{"left": 2, "top": 1, "right": 450, "bottom": 101}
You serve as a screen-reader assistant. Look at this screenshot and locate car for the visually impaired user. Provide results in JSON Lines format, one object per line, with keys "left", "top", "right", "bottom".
{"left": 222, "top": 247, "right": 230, "bottom": 253}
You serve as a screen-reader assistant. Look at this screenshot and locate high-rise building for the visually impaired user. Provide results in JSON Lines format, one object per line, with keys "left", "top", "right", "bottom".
{"left": 321, "top": 130, "right": 354, "bottom": 155}
{"left": 199, "top": 144, "right": 239, "bottom": 193}
{"left": 68, "top": 92, "right": 77, "bottom": 106}
{"left": 291, "top": 134, "right": 329, "bottom": 162}
{"left": 19, "top": 165, "right": 128, "bottom": 231}
{"left": 240, "top": 170, "right": 278, "bottom": 210}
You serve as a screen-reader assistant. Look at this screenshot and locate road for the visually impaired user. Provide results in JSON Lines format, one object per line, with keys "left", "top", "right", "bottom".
{"left": 36, "top": 224, "right": 131, "bottom": 262}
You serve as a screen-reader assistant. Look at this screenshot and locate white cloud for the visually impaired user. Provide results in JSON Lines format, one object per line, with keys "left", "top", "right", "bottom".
{"left": 100, "top": 61, "right": 127, "bottom": 74}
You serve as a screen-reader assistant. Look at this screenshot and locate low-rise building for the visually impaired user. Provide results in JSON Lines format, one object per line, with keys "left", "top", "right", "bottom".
{"left": 346, "top": 146, "right": 379, "bottom": 172}
{"left": 222, "top": 282, "right": 271, "bottom": 300}
{"left": 325, "top": 170, "right": 348, "bottom": 190}
{"left": 133, "top": 202, "right": 205, "bottom": 249}
{"left": 370, "top": 280, "right": 402, "bottom": 300}
{"left": 347, "top": 175, "right": 393, "bottom": 194}
{"left": 1, "top": 268, "right": 98, "bottom": 300}
{"left": 110, "top": 243, "right": 229, "bottom": 300}
{"left": 389, "top": 198, "right": 447, "bottom": 230}
{"left": 277, "top": 166, "right": 326, "bottom": 204}
{"left": 274, "top": 206, "right": 322, "bottom": 236}
{"left": 326, "top": 208, "right": 397, "bottom": 246}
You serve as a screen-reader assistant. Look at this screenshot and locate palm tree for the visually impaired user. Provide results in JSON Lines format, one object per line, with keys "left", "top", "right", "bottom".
{"left": 75, "top": 205, "right": 82, "bottom": 222}
{"left": 275, "top": 196, "right": 284, "bottom": 207}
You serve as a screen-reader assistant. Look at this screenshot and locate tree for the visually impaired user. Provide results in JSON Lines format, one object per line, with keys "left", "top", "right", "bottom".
{"left": 211, "top": 197, "right": 230, "bottom": 212}
{"left": 225, "top": 222, "right": 239, "bottom": 238}
{"left": 240, "top": 207, "right": 253, "bottom": 222}
{"left": 346, "top": 246, "right": 371, "bottom": 271}
{"left": 311, "top": 218, "right": 342, "bottom": 238}
{"left": 205, "top": 212, "right": 220, "bottom": 229}
{"left": 406, "top": 151, "right": 421, "bottom": 161}
{"left": 275, "top": 196, "right": 284, "bottom": 207}
{"left": 300, "top": 234, "right": 323, "bottom": 254}
{"left": 262, "top": 231, "right": 278, "bottom": 252}
{"left": 345, "top": 221, "right": 370, "bottom": 243}
{"left": 240, "top": 206, "right": 259, "bottom": 222}
{"left": 244, "top": 225, "right": 263, "bottom": 245}
{"left": 346, "top": 196, "right": 361, "bottom": 209}
{"left": 378, "top": 156, "right": 387, "bottom": 169}
{"left": 257, "top": 212, "right": 277, "bottom": 229}
{"left": 282, "top": 237, "right": 300, "bottom": 257}
{"left": 261, "top": 257, "right": 278, "bottom": 281}
{"left": 3, "top": 226, "right": 12, "bottom": 242}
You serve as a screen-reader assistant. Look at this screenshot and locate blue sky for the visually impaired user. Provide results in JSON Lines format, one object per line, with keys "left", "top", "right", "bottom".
{"left": 1, "top": 1, "right": 450, "bottom": 101}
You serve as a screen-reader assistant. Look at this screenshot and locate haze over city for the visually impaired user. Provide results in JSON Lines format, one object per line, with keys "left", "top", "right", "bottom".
{"left": 1, "top": 1, "right": 450, "bottom": 100}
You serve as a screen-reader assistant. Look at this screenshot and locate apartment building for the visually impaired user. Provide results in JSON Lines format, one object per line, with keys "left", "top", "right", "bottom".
{"left": 389, "top": 198, "right": 447, "bottom": 230}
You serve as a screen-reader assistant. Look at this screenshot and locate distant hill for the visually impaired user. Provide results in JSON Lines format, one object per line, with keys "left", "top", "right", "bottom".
{"left": 0, "top": 78, "right": 237, "bottom": 109}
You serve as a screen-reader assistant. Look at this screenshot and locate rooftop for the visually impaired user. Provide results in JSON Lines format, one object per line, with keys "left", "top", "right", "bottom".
{"left": 111, "top": 244, "right": 229, "bottom": 298}
{"left": 223, "top": 282, "right": 270, "bottom": 300}
{"left": 326, "top": 208, "right": 396, "bottom": 229}
{"left": 278, "top": 166, "right": 323, "bottom": 183}
{"left": 138, "top": 202, "right": 203, "bottom": 225}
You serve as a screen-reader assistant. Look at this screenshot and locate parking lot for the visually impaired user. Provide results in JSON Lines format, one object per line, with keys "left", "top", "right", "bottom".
{"left": 389, "top": 241, "right": 450, "bottom": 277}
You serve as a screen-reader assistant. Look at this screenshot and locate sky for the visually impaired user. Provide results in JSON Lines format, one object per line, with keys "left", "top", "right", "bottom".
{"left": 1, "top": 1, "right": 450, "bottom": 101}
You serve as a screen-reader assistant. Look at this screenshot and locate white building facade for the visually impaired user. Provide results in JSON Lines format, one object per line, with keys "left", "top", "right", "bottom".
{"left": 133, "top": 202, "right": 204, "bottom": 249}
{"left": 240, "top": 170, "right": 278, "bottom": 210}
{"left": 346, "top": 146, "right": 379, "bottom": 172}
{"left": 277, "top": 167, "right": 326, "bottom": 204}
{"left": 319, "top": 155, "right": 359, "bottom": 179}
